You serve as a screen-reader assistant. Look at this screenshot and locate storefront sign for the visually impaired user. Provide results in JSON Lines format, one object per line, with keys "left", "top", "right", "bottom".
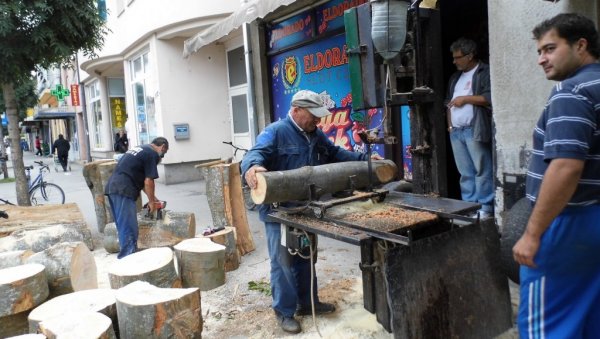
{"left": 315, "top": 0, "right": 368, "bottom": 35}
{"left": 110, "top": 97, "right": 127, "bottom": 129}
{"left": 70, "top": 84, "right": 80, "bottom": 106}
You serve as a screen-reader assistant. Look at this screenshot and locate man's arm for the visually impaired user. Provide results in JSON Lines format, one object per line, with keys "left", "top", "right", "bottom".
{"left": 448, "top": 95, "right": 489, "bottom": 108}
{"left": 513, "top": 158, "right": 584, "bottom": 267}
{"left": 143, "top": 177, "right": 158, "bottom": 212}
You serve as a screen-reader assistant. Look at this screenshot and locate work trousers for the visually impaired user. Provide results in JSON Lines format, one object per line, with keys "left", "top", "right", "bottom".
{"left": 265, "top": 221, "right": 320, "bottom": 317}
{"left": 58, "top": 153, "right": 68, "bottom": 171}
{"left": 107, "top": 194, "right": 138, "bottom": 259}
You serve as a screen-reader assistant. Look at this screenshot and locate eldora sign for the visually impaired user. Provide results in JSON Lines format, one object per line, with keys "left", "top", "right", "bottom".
{"left": 70, "top": 84, "right": 80, "bottom": 106}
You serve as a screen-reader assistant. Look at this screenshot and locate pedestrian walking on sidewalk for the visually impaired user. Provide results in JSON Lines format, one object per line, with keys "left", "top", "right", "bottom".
{"left": 52, "top": 134, "right": 70, "bottom": 172}
{"left": 34, "top": 136, "right": 42, "bottom": 156}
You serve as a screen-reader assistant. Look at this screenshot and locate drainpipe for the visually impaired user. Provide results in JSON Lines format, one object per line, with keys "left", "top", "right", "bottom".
{"left": 75, "top": 53, "right": 92, "bottom": 162}
{"left": 243, "top": 23, "right": 258, "bottom": 144}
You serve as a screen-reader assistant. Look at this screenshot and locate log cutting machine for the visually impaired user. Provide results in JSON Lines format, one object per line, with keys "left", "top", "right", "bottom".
{"left": 265, "top": 1, "right": 513, "bottom": 338}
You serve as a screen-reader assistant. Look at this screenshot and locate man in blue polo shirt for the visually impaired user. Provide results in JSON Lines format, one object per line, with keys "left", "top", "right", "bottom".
{"left": 513, "top": 13, "right": 600, "bottom": 338}
{"left": 105, "top": 137, "right": 169, "bottom": 259}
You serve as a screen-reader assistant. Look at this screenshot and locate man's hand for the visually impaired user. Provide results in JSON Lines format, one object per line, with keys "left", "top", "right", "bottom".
{"left": 148, "top": 200, "right": 159, "bottom": 213}
{"left": 245, "top": 165, "right": 267, "bottom": 189}
{"left": 512, "top": 229, "right": 541, "bottom": 268}
{"left": 448, "top": 96, "right": 468, "bottom": 108}
{"left": 371, "top": 154, "right": 384, "bottom": 160}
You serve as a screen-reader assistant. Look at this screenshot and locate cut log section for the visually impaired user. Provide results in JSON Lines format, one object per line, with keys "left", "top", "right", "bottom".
{"left": 204, "top": 163, "right": 255, "bottom": 255}
{"left": 0, "top": 224, "right": 94, "bottom": 253}
{"left": 82, "top": 160, "right": 117, "bottom": 233}
{"left": 199, "top": 226, "right": 240, "bottom": 271}
{"left": 0, "top": 264, "right": 49, "bottom": 317}
{"left": 174, "top": 238, "right": 226, "bottom": 290}
{"left": 108, "top": 247, "right": 181, "bottom": 289}
{"left": 38, "top": 311, "right": 116, "bottom": 339}
{"left": 251, "top": 159, "right": 398, "bottom": 204}
{"left": 115, "top": 281, "right": 202, "bottom": 339}
{"left": 102, "top": 222, "right": 120, "bottom": 253}
{"left": 0, "top": 310, "right": 32, "bottom": 338}
{"left": 3, "top": 333, "right": 46, "bottom": 339}
{"left": 28, "top": 288, "right": 117, "bottom": 334}
{"left": 25, "top": 242, "right": 97, "bottom": 297}
{"left": 0, "top": 250, "right": 34, "bottom": 269}
{"left": 0, "top": 203, "right": 88, "bottom": 235}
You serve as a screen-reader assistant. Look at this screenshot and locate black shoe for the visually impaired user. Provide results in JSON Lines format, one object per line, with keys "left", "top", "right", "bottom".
{"left": 276, "top": 314, "right": 301, "bottom": 334}
{"left": 296, "top": 302, "right": 336, "bottom": 316}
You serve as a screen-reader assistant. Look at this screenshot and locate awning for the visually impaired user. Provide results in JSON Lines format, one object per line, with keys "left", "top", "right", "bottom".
{"left": 183, "top": 0, "right": 296, "bottom": 57}
{"left": 34, "top": 107, "right": 76, "bottom": 120}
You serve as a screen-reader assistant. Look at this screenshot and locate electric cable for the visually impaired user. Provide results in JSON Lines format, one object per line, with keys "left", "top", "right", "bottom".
{"left": 302, "top": 229, "right": 323, "bottom": 338}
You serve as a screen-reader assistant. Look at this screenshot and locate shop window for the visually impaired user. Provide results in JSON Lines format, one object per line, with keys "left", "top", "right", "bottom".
{"left": 130, "top": 52, "right": 156, "bottom": 145}
{"left": 86, "top": 81, "right": 103, "bottom": 148}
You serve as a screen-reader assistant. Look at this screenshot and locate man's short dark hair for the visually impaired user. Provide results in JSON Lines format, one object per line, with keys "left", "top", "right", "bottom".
{"left": 533, "top": 13, "right": 600, "bottom": 58}
{"left": 450, "top": 38, "right": 478, "bottom": 58}
{"left": 151, "top": 137, "right": 169, "bottom": 148}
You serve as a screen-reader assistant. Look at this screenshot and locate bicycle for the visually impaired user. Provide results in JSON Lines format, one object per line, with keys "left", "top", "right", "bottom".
{"left": 0, "top": 197, "right": 13, "bottom": 218}
{"left": 25, "top": 161, "right": 65, "bottom": 205}
{"left": 222, "top": 141, "right": 256, "bottom": 211}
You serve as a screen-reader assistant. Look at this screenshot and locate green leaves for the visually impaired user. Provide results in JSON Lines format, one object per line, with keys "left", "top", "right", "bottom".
{"left": 248, "top": 280, "right": 272, "bottom": 296}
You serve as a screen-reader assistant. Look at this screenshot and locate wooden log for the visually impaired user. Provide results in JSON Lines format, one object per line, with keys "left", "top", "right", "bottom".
{"left": 0, "top": 264, "right": 49, "bottom": 317}
{"left": 28, "top": 288, "right": 117, "bottom": 334}
{"left": 0, "top": 204, "right": 92, "bottom": 250}
{"left": 194, "top": 158, "right": 228, "bottom": 169}
{"left": 204, "top": 163, "right": 255, "bottom": 255}
{"left": 25, "top": 242, "right": 98, "bottom": 297}
{"left": 83, "top": 160, "right": 116, "bottom": 233}
{"left": 174, "top": 238, "right": 226, "bottom": 291}
{"left": 4, "top": 333, "right": 46, "bottom": 339}
{"left": 115, "top": 281, "right": 202, "bottom": 339}
{"left": 199, "top": 227, "right": 240, "bottom": 271}
{"left": 251, "top": 159, "right": 398, "bottom": 204}
{"left": 108, "top": 247, "right": 181, "bottom": 289}
{"left": 0, "top": 250, "right": 34, "bottom": 269}
{"left": 39, "top": 311, "right": 116, "bottom": 339}
{"left": 102, "top": 222, "right": 120, "bottom": 253}
{"left": 0, "top": 224, "right": 94, "bottom": 253}
{"left": 0, "top": 311, "right": 32, "bottom": 338}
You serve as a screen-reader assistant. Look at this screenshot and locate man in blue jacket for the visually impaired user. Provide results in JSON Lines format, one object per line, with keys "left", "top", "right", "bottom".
{"left": 242, "top": 90, "right": 370, "bottom": 334}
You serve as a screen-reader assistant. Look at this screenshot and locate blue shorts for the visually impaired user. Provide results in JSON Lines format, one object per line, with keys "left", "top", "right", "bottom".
{"left": 519, "top": 205, "right": 600, "bottom": 338}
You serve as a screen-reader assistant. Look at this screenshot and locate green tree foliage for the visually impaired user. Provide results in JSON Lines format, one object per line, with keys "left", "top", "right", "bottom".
{"left": 0, "top": 0, "right": 106, "bottom": 205}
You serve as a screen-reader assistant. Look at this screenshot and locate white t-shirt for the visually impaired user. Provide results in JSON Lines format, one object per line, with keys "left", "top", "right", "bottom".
{"left": 450, "top": 64, "right": 479, "bottom": 127}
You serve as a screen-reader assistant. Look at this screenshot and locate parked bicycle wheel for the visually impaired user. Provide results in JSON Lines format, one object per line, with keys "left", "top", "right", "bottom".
{"left": 29, "top": 183, "right": 65, "bottom": 205}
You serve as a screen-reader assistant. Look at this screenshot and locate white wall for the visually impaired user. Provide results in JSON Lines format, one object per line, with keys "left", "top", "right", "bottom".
{"left": 489, "top": 0, "right": 597, "bottom": 215}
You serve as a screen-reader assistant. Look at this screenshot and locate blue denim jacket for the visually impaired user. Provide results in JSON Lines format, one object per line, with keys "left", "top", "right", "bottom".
{"left": 241, "top": 115, "right": 368, "bottom": 220}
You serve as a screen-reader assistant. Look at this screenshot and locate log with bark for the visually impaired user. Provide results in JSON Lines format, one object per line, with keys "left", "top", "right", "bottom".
{"left": 0, "top": 250, "right": 34, "bottom": 269}
{"left": 108, "top": 247, "right": 181, "bottom": 289}
{"left": 0, "top": 310, "right": 32, "bottom": 338}
{"left": 82, "top": 160, "right": 116, "bottom": 233}
{"left": 102, "top": 211, "right": 196, "bottom": 252}
{"left": 0, "top": 224, "right": 94, "bottom": 253}
{"left": 28, "top": 288, "right": 117, "bottom": 334}
{"left": 199, "top": 226, "right": 239, "bottom": 271}
{"left": 3, "top": 332, "right": 46, "bottom": 339}
{"left": 115, "top": 281, "right": 202, "bottom": 339}
{"left": 0, "top": 264, "right": 49, "bottom": 317}
{"left": 25, "top": 242, "right": 97, "bottom": 297}
{"left": 203, "top": 163, "right": 255, "bottom": 255}
{"left": 174, "top": 237, "right": 226, "bottom": 291}
{"left": 38, "top": 311, "right": 116, "bottom": 339}
{"left": 251, "top": 159, "right": 398, "bottom": 204}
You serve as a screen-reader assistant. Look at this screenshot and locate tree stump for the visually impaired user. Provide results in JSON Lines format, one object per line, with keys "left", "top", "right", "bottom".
{"left": 0, "top": 224, "right": 94, "bottom": 253}
{"left": 108, "top": 247, "right": 181, "bottom": 289}
{"left": 115, "top": 281, "right": 202, "bottom": 339}
{"left": 0, "top": 311, "right": 32, "bottom": 338}
{"left": 174, "top": 238, "right": 226, "bottom": 291}
{"left": 25, "top": 242, "right": 98, "bottom": 297}
{"left": 102, "top": 222, "right": 120, "bottom": 254}
{"left": 0, "top": 250, "right": 34, "bottom": 269}
{"left": 38, "top": 311, "right": 116, "bottom": 339}
{"left": 0, "top": 264, "right": 49, "bottom": 317}
{"left": 203, "top": 163, "right": 255, "bottom": 255}
{"left": 251, "top": 159, "right": 398, "bottom": 204}
{"left": 82, "top": 160, "right": 116, "bottom": 233}
{"left": 199, "top": 227, "right": 239, "bottom": 271}
{"left": 28, "top": 288, "right": 117, "bottom": 334}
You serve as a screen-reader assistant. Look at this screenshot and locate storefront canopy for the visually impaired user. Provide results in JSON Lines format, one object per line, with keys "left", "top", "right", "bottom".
{"left": 183, "top": 0, "right": 296, "bottom": 57}
{"left": 34, "top": 108, "right": 76, "bottom": 120}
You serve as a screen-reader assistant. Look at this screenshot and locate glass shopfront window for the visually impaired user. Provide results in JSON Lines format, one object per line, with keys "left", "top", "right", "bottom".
{"left": 130, "top": 52, "right": 156, "bottom": 145}
{"left": 87, "top": 81, "right": 103, "bottom": 148}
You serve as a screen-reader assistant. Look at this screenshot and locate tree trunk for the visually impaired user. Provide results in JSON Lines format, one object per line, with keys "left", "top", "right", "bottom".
{"left": 0, "top": 203, "right": 89, "bottom": 235}
{"left": 115, "top": 281, "right": 202, "bottom": 339}
{"left": 28, "top": 288, "right": 117, "bottom": 334}
{"left": 25, "top": 242, "right": 98, "bottom": 297}
{"left": 199, "top": 227, "right": 239, "bottom": 272}
{"left": 0, "top": 224, "right": 94, "bottom": 253}
{"left": 0, "top": 310, "right": 31, "bottom": 338}
{"left": 2, "top": 83, "right": 29, "bottom": 206}
{"left": 0, "top": 120, "right": 8, "bottom": 179}
{"left": 108, "top": 247, "right": 181, "bottom": 289}
{"left": 0, "top": 263, "right": 49, "bottom": 317}
{"left": 251, "top": 159, "right": 398, "bottom": 204}
{"left": 102, "top": 222, "right": 120, "bottom": 254}
{"left": 174, "top": 238, "right": 226, "bottom": 291}
{"left": 82, "top": 160, "right": 116, "bottom": 233}
{"left": 0, "top": 250, "right": 34, "bottom": 269}
{"left": 38, "top": 311, "right": 116, "bottom": 339}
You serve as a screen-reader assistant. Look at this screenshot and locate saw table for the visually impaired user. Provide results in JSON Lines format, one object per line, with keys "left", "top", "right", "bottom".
{"left": 268, "top": 191, "right": 512, "bottom": 338}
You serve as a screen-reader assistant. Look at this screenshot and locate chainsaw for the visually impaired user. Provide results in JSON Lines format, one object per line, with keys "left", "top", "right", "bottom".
{"left": 143, "top": 200, "right": 167, "bottom": 220}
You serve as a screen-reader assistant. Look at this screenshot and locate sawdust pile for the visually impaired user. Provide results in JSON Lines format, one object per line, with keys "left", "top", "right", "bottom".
{"left": 343, "top": 207, "right": 438, "bottom": 229}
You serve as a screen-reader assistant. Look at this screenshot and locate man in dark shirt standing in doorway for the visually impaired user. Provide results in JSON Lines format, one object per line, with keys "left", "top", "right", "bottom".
{"left": 105, "top": 137, "right": 169, "bottom": 259}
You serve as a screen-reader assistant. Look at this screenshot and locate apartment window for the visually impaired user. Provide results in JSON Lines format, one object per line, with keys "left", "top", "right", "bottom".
{"left": 87, "top": 81, "right": 103, "bottom": 148}
{"left": 130, "top": 52, "right": 156, "bottom": 145}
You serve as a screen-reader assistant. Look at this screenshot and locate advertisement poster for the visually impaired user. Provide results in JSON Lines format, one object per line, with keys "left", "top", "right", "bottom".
{"left": 400, "top": 105, "right": 412, "bottom": 180}
{"left": 269, "top": 33, "right": 384, "bottom": 156}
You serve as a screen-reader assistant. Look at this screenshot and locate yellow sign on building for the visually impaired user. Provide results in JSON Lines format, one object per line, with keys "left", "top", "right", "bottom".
{"left": 110, "top": 97, "right": 127, "bottom": 129}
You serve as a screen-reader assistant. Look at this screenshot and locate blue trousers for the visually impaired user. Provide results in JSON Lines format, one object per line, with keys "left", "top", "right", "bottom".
{"left": 107, "top": 194, "right": 138, "bottom": 259}
{"left": 265, "top": 221, "right": 320, "bottom": 317}
{"left": 449, "top": 127, "right": 494, "bottom": 213}
{"left": 519, "top": 205, "right": 600, "bottom": 338}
